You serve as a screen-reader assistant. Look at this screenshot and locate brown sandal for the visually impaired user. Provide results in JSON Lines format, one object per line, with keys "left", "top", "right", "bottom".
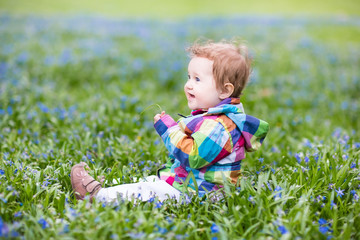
{"left": 70, "top": 162, "right": 102, "bottom": 201}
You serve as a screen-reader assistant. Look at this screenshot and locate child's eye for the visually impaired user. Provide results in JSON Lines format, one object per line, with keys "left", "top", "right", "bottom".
{"left": 195, "top": 77, "right": 200, "bottom": 82}
{"left": 187, "top": 75, "right": 190, "bottom": 79}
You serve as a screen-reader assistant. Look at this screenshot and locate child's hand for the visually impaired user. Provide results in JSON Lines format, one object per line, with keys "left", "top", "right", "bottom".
{"left": 154, "top": 111, "right": 166, "bottom": 123}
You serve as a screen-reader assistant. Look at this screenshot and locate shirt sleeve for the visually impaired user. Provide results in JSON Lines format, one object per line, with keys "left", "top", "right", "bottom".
{"left": 154, "top": 114, "right": 232, "bottom": 169}
{"left": 242, "top": 116, "right": 269, "bottom": 152}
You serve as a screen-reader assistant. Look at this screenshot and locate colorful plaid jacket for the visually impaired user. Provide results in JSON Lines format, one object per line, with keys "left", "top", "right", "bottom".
{"left": 154, "top": 98, "right": 269, "bottom": 194}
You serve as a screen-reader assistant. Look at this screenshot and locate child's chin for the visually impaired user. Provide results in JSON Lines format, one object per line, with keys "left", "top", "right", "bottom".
{"left": 188, "top": 105, "right": 197, "bottom": 110}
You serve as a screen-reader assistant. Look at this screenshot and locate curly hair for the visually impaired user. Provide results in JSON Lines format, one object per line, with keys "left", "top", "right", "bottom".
{"left": 186, "top": 39, "right": 252, "bottom": 97}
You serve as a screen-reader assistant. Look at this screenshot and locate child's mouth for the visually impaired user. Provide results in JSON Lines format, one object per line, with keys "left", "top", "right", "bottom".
{"left": 188, "top": 93, "right": 195, "bottom": 99}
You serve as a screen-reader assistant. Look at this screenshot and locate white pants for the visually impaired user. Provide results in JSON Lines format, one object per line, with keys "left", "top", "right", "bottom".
{"left": 95, "top": 175, "right": 183, "bottom": 204}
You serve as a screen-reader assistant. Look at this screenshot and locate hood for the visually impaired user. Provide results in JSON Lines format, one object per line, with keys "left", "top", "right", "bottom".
{"left": 203, "top": 98, "right": 269, "bottom": 152}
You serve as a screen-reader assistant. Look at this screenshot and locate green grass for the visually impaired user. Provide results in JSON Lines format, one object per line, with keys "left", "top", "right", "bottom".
{"left": 0, "top": 15, "right": 360, "bottom": 239}
{"left": 307, "top": 25, "right": 360, "bottom": 45}
{"left": 0, "top": 0, "right": 360, "bottom": 18}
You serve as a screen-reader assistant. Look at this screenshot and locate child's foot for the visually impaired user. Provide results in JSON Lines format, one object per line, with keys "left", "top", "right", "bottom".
{"left": 71, "top": 162, "right": 102, "bottom": 201}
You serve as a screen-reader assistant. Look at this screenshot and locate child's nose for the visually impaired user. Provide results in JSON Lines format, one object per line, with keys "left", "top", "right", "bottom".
{"left": 185, "top": 80, "right": 193, "bottom": 89}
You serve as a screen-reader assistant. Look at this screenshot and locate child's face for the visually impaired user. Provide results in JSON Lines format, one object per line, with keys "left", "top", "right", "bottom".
{"left": 184, "top": 57, "right": 223, "bottom": 110}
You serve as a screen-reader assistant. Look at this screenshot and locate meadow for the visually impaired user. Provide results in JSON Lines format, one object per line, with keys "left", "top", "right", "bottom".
{"left": 1, "top": 0, "right": 360, "bottom": 17}
{"left": 0, "top": 13, "right": 360, "bottom": 239}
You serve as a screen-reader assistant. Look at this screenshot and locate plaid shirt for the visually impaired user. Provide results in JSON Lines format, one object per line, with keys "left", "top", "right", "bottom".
{"left": 154, "top": 98, "right": 269, "bottom": 194}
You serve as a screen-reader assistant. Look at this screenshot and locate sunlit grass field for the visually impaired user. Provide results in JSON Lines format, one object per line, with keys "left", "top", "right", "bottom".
{"left": 1, "top": 0, "right": 360, "bottom": 17}
{"left": 0, "top": 6, "right": 360, "bottom": 240}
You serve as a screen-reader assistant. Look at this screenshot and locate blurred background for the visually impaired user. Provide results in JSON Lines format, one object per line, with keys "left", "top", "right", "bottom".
{"left": 0, "top": 0, "right": 359, "bottom": 17}
{"left": 0, "top": 0, "right": 359, "bottom": 141}
{"left": 0, "top": 0, "right": 359, "bottom": 149}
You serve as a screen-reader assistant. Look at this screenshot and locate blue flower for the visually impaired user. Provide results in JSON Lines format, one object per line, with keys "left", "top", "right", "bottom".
{"left": 128, "top": 232, "right": 145, "bottom": 239}
{"left": 319, "top": 226, "right": 329, "bottom": 234}
{"left": 155, "top": 201, "right": 163, "bottom": 208}
{"left": 274, "top": 186, "right": 282, "bottom": 199}
{"left": 335, "top": 188, "right": 344, "bottom": 198}
{"left": 0, "top": 217, "right": 9, "bottom": 237}
{"left": 38, "top": 218, "right": 49, "bottom": 229}
{"left": 7, "top": 106, "right": 13, "bottom": 115}
{"left": 210, "top": 223, "right": 219, "bottom": 233}
{"left": 271, "top": 147, "right": 280, "bottom": 153}
{"left": 42, "top": 180, "right": 51, "bottom": 188}
{"left": 16, "top": 52, "right": 28, "bottom": 63}
{"left": 62, "top": 224, "right": 70, "bottom": 234}
{"left": 332, "top": 128, "right": 342, "bottom": 138}
{"left": 60, "top": 48, "right": 72, "bottom": 65}
{"left": 318, "top": 218, "right": 327, "bottom": 225}
{"left": 330, "top": 201, "right": 336, "bottom": 209}
{"left": 14, "top": 211, "right": 22, "bottom": 217}
{"left": 304, "top": 156, "right": 309, "bottom": 163}
{"left": 258, "top": 158, "right": 264, "bottom": 163}
{"left": 350, "top": 162, "right": 356, "bottom": 169}
{"left": 156, "top": 226, "right": 167, "bottom": 234}
{"left": 278, "top": 225, "right": 288, "bottom": 234}
{"left": 0, "top": 169, "right": 4, "bottom": 175}
{"left": 316, "top": 195, "right": 326, "bottom": 202}
{"left": 10, "top": 230, "right": 19, "bottom": 237}
{"left": 248, "top": 195, "right": 255, "bottom": 204}
{"left": 110, "top": 234, "right": 118, "bottom": 239}
{"left": 353, "top": 194, "right": 359, "bottom": 202}
{"left": 295, "top": 153, "right": 301, "bottom": 163}
{"left": 0, "top": 62, "right": 7, "bottom": 77}
{"left": 37, "top": 103, "right": 49, "bottom": 113}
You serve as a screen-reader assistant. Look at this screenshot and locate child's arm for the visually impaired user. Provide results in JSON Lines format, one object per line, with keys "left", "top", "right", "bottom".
{"left": 225, "top": 112, "right": 269, "bottom": 152}
{"left": 154, "top": 114, "right": 231, "bottom": 169}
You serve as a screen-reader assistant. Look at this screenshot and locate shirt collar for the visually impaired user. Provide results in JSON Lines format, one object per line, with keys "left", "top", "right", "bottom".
{"left": 191, "top": 98, "right": 241, "bottom": 116}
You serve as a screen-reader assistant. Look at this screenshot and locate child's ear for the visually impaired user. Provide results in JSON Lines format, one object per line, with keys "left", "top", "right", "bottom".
{"left": 219, "top": 83, "right": 234, "bottom": 99}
